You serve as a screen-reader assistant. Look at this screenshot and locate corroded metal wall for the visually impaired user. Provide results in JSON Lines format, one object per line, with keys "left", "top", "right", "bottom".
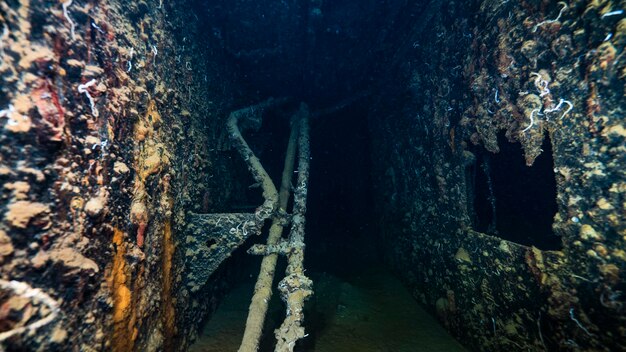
{"left": 0, "top": 0, "right": 244, "bottom": 351}
{"left": 370, "top": 0, "right": 625, "bottom": 351}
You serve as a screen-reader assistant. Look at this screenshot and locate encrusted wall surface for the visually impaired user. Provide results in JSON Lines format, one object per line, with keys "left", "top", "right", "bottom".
{"left": 370, "top": 0, "right": 626, "bottom": 351}
{"left": 0, "top": 0, "right": 246, "bottom": 350}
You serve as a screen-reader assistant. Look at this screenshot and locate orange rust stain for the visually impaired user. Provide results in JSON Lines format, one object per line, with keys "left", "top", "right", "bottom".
{"left": 130, "top": 99, "right": 169, "bottom": 247}
{"left": 107, "top": 229, "right": 137, "bottom": 352}
{"left": 586, "top": 84, "right": 601, "bottom": 116}
{"left": 449, "top": 127, "right": 456, "bottom": 152}
{"left": 134, "top": 99, "right": 162, "bottom": 143}
{"left": 32, "top": 79, "right": 65, "bottom": 141}
{"left": 161, "top": 220, "right": 176, "bottom": 350}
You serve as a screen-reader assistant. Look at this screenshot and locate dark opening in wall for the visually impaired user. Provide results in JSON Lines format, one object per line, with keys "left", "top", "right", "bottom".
{"left": 471, "top": 133, "right": 561, "bottom": 250}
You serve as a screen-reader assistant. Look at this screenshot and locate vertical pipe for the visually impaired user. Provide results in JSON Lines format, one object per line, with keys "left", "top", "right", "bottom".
{"left": 238, "top": 115, "right": 301, "bottom": 352}
{"left": 274, "top": 105, "right": 312, "bottom": 352}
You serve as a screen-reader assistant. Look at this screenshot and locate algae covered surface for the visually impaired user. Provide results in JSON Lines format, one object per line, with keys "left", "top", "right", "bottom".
{"left": 369, "top": 0, "right": 626, "bottom": 351}
{"left": 0, "top": 0, "right": 243, "bottom": 350}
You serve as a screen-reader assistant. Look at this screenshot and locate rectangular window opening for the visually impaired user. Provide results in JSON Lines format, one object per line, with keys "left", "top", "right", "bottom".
{"left": 468, "top": 132, "right": 562, "bottom": 251}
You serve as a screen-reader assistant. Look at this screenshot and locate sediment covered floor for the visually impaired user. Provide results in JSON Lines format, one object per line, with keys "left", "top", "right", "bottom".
{"left": 190, "top": 246, "right": 467, "bottom": 352}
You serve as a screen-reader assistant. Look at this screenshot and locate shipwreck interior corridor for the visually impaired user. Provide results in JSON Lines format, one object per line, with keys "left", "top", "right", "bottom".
{"left": 186, "top": 0, "right": 476, "bottom": 350}
{"left": 1, "top": 0, "right": 624, "bottom": 351}
{"left": 190, "top": 104, "right": 467, "bottom": 352}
